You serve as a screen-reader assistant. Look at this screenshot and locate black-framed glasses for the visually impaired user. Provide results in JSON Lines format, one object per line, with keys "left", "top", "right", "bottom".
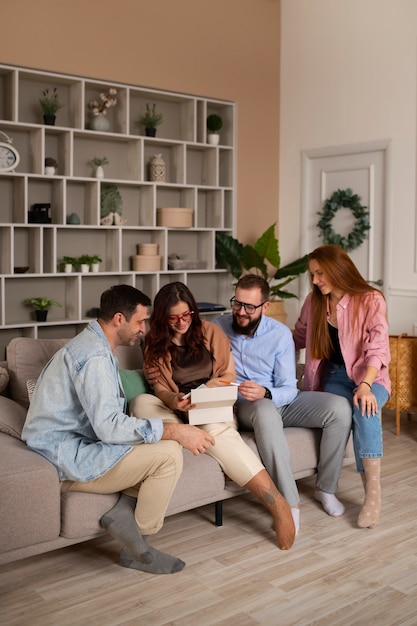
{"left": 167, "top": 310, "right": 194, "bottom": 324}
{"left": 230, "top": 297, "right": 266, "bottom": 315}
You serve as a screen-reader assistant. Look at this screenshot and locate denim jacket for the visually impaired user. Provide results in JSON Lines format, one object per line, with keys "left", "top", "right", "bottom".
{"left": 22, "top": 321, "right": 163, "bottom": 482}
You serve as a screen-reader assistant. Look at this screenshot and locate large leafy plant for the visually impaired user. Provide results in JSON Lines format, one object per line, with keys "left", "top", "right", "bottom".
{"left": 216, "top": 223, "right": 308, "bottom": 299}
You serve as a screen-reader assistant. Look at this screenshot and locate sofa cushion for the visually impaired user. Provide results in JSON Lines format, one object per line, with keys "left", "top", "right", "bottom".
{"left": 0, "top": 395, "right": 27, "bottom": 439}
{"left": 119, "top": 369, "right": 149, "bottom": 404}
{"left": 0, "top": 433, "right": 61, "bottom": 553}
{"left": 0, "top": 367, "right": 9, "bottom": 394}
{"left": 7, "top": 337, "right": 70, "bottom": 409}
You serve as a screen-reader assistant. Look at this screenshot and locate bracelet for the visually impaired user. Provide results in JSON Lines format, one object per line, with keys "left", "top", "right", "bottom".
{"left": 359, "top": 380, "right": 372, "bottom": 389}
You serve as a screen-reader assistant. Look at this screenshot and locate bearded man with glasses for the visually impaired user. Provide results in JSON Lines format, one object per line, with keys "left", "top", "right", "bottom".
{"left": 214, "top": 274, "right": 352, "bottom": 535}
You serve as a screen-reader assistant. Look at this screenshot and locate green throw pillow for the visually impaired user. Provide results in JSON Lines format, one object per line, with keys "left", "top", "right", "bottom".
{"left": 119, "top": 368, "right": 149, "bottom": 404}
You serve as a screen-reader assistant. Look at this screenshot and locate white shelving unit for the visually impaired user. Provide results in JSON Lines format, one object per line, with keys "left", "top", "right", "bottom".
{"left": 0, "top": 65, "right": 236, "bottom": 357}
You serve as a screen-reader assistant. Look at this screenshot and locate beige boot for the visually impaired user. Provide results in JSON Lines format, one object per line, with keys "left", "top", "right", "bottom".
{"left": 357, "top": 458, "right": 381, "bottom": 529}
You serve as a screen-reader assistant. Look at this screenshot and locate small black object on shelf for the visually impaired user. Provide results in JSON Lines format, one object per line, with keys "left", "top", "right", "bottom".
{"left": 197, "top": 302, "right": 226, "bottom": 313}
{"left": 28, "top": 203, "right": 51, "bottom": 224}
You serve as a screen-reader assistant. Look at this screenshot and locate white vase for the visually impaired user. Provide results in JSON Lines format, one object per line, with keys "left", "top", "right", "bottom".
{"left": 208, "top": 133, "right": 220, "bottom": 145}
{"left": 80, "top": 264, "right": 89, "bottom": 273}
{"left": 64, "top": 264, "right": 73, "bottom": 273}
{"left": 45, "top": 166, "right": 56, "bottom": 176}
{"left": 91, "top": 263, "right": 100, "bottom": 273}
{"left": 95, "top": 165, "right": 104, "bottom": 179}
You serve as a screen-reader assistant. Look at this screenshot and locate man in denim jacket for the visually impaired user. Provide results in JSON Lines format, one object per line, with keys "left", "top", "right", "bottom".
{"left": 22, "top": 284, "right": 213, "bottom": 575}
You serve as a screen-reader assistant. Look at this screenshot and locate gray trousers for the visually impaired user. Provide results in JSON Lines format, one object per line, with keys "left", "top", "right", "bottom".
{"left": 236, "top": 391, "right": 352, "bottom": 507}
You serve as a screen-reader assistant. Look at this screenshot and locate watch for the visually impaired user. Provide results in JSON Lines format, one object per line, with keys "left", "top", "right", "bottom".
{"left": 0, "top": 131, "right": 20, "bottom": 173}
{"left": 264, "top": 387, "right": 272, "bottom": 400}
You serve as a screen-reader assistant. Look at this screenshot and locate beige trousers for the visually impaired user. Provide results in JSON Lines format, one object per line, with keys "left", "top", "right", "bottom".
{"left": 61, "top": 439, "right": 183, "bottom": 535}
{"left": 130, "top": 393, "right": 264, "bottom": 487}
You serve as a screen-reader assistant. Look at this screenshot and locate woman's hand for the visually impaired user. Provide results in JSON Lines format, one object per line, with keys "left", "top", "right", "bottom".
{"left": 354, "top": 383, "right": 378, "bottom": 416}
{"left": 173, "top": 393, "right": 195, "bottom": 412}
{"left": 143, "top": 363, "right": 160, "bottom": 386}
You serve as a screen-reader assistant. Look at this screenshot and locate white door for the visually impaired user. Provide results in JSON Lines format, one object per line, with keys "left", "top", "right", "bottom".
{"left": 300, "top": 139, "right": 391, "bottom": 302}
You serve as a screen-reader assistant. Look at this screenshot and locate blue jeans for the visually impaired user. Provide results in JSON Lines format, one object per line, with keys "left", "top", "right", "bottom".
{"left": 323, "top": 363, "right": 389, "bottom": 472}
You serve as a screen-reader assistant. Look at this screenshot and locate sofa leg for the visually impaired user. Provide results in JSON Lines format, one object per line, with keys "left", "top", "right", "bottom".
{"left": 215, "top": 500, "right": 223, "bottom": 526}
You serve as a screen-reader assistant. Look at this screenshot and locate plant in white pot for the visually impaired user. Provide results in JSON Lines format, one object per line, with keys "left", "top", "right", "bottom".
{"left": 78, "top": 254, "right": 102, "bottom": 273}
{"left": 207, "top": 113, "right": 223, "bottom": 145}
{"left": 215, "top": 223, "right": 308, "bottom": 324}
{"left": 58, "top": 256, "right": 78, "bottom": 273}
{"left": 24, "top": 296, "right": 62, "bottom": 322}
{"left": 90, "top": 156, "right": 109, "bottom": 179}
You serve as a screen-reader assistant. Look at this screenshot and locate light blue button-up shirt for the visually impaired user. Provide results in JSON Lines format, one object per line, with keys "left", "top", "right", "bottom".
{"left": 214, "top": 314, "right": 299, "bottom": 407}
{"left": 22, "top": 321, "right": 163, "bottom": 482}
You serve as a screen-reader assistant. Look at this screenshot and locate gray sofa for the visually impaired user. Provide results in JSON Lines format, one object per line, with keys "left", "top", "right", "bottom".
{"left": 0, "top": 337, "right": 354, "bottom": 565}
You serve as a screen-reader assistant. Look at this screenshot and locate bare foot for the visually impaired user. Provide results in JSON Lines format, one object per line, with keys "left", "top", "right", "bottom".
{"left": 271, "top": 499, "right": 296, "bottom": 550}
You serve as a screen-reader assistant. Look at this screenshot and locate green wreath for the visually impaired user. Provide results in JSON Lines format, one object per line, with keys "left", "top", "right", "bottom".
{"left": 316, "top": 188, "right": 371, "bottom": 252}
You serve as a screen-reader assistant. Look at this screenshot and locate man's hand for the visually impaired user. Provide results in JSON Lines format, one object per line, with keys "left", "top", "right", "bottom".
{"left": 238, "top": 380, "right": 267, "bottom": 402}
{"left": 162, "top": 423, "right": 215, "bottom": 456}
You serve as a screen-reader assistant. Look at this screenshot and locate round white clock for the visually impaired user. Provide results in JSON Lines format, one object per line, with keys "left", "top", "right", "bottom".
{"left": 0, "top": 131, "right": 20, "bottom": 172}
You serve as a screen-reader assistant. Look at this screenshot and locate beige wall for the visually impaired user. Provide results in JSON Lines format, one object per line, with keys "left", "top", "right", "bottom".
{"left": 3, "top": 0, "right": 280, "bottom": 244}
{"left": 280, "top": 0, "right": 417, "bottom": 333}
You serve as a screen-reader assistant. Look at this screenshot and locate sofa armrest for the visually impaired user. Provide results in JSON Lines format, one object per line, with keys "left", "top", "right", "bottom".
{"left": 0, "top": 395, "right": 27, "bottom": 439}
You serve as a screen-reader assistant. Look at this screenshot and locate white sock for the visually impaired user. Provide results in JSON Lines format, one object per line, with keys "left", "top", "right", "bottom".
{"left": 291, "top": 507, "right": 300, "bottom": 535}
{"left": 314, "top": 490, "right": 345, "bottom": 517}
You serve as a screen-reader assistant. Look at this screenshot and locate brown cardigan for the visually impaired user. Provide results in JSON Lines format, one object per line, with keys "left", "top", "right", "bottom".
{"left": 151, "top": 320, "right": 235, "bottom": 410}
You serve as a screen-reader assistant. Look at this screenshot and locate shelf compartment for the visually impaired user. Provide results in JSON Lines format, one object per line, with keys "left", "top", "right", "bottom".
{"left": 73, "top": 134, "right": 141, "bottom": 180}
{"left": 129, "top": 91, "right": 195, "bottom": 142}
{"left": 0, "top": 175, "right": 26, "bottom": 223}
{"left": 12, "top": 226, "right": 42, "bottom": 273}
{"left": 205, "top": 102, "right": 235, "bottom": 147}
{"left": 18, "top": 71, "right": 82, "bottom": 128}
{"left": 4, "top": 275, "right": 76, "bottom": 325}
{"left": 223, "top": 190, "right": 234, "bottom": 229}
{"left": 186, "top": 271, "right": 233, "bottom": 308}
{"left": 197, "top": 189, "right": 222, "bottom": 228}
{"left": 167, "top": 230, "right": 214, "bottom": 270}
{"left": 27, "top": 177, "right": 65, "bottom": 224}
{"left": 45, "top": 129, "right": 71, "bottom": 177}
{"left": 122, "top": 229, "right": 166, "bottom": 272}
{"left": 66, "top": 180, "right": 98, "bottom": 226}
{"left": 0, "top": 124, "right": 42, "bottom": 174}
{"left": 37, "top": 322, "right": 87, "bottom": 341}
{"left": 99, "top": 182, "right": 154, "bottom": 228}
{"left": 56, "top": 227, "right": 120, "bottom": 273}
{"left": 156, "top": 187, "right": 195, "bottom": 223}
{"left": 80, "top": 274, "right": 130, "bottom": 319}
{"left": 0, "top": 228, "right": 12, "bottom": 274}
{"left": 0, "top": 68, "right": 17, "bottom": 122}
{"left": 186, "top": 146, "right": 217, "bottom": 186}
{"left": 84, "top": 82, "right": 127, "bottom": 134}
{"left": 219, "top": 148, "right": 234, "bottom": 188}
{"left": 144, "top": 142, "right": 185, "bottom": 185}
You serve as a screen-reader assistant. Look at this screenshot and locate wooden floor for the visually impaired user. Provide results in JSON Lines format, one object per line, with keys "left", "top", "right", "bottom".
{"left": 1, "top": 411, "right": 416, "bottom": 626}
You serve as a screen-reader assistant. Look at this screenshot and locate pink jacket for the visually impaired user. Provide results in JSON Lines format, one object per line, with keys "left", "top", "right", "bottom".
{"left": 293, "top": 292, "right": 391, "bottom": 394}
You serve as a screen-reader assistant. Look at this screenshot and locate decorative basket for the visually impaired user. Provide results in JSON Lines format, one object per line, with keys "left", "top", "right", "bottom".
{"left": 157, "top": 208, "right": 193, "bottom": 228}
{"left": 137, "top": 243, "right": 159, "bottom": 256}
{"left": 168, "top": 258, "right": 206, "bottom": 270}
{"left": 386, "top": 334, "right": 417, "bottom": 434}
{"left": 131, "top": 255, "right": 161, "bottom": 271}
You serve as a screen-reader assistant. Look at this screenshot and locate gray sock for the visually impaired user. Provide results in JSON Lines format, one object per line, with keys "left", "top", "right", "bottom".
{"left": 120, "top": 544, "right": 186, "bottom": 575}
{"left": 100, "top": 494, "right": 153, "bottom": 564}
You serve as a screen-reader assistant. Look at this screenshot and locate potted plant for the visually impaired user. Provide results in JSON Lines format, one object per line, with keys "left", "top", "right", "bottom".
{"left": 45, "top": 157, "right": 58, "bottom": 176}
{"left": 207, "top": 114, "right": 223, "bottom": 145}
{"left": 58, "top": 256, "right": 78, "bottom": 273}
{"left": 24, "top": 296, "right": 62, "bottom": 322}
{"left": 89, "top": 156, "right": 109, "bottom": 179}
{"left": 136, "top": 103, "right": 163, "bottom": 137}
{"left": 39, "top": 88, "right": 64, "bottom": 125}
{"left": 216, "top": 223, "right": 308, "bottom": 323}
{"left": 77, "top": 254, "right": 102, "bottom": 273}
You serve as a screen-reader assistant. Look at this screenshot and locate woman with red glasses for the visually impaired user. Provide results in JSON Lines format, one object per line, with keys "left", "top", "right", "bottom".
{"left": 130, "top": 281, "right": 295, "bottom": 550}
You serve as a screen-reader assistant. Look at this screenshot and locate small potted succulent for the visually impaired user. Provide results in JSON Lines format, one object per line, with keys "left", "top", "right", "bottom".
{"left": 89, "top": 156, "right": 109, "bottom": 179}
{"left": 24, "top": 296, "right": 62, "bottom": 322}
{"left": 45, "top": 157, "right": 58, "bottom": 176}
{"left": 39, "top": 88, "right": 64, "bottom": 125}
{"left": 207, "top": 113, "right": 223, "bottom": 145}
{"left": 136, "top": 103, "right": 163, "bottom": 137}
